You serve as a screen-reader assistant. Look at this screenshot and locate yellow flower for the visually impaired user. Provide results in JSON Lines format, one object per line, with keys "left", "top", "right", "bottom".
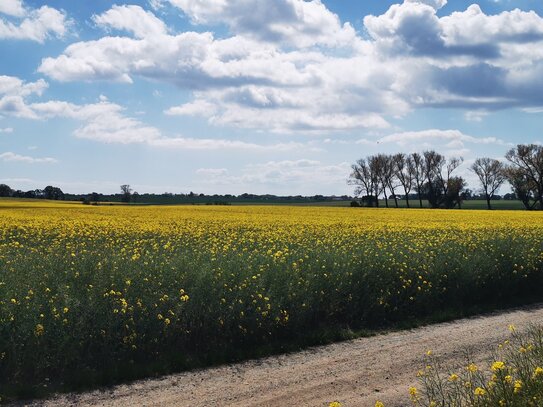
{"left": 509, "top": 324, "right": 516, "bottom": 332}
{"left": 426, "top": 350, "right": 433, "bottom": 356}
{"left": 34, "top": 323, "right": 44, "bottom": 336}
{"left": 329, "top": 402, "right": 341, "bottom": 407}
{"left": 514, "top": 380, "right": 522, "bottom": 394}
{"left": 409, "top": 386, "right": 419, "bottom": 402}
{"left": 534, "top": 367, "right": 543, "bottom": 377}
{"left": 467, "top": 363, "right": 478, "bottom": 373}
{"left": 491, "top": 361, "right": 505, "bottom": 371}
{"left": 474, "top": 387, "right": 486, "bottom": 396}
{"left": 448, "top": 373, "right": 459, "bottom": 382}
{"left": 375, "top": 402, "right": 385, "bottom": 407}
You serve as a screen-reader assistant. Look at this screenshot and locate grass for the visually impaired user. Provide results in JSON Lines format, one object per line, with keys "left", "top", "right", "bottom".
{"left": 0, "top": 200, "right": 542, "bottom": 401}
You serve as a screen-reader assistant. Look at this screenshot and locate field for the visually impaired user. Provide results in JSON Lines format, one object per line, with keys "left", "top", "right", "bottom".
{"left": 1, "top": 199, "right": 542, "bottom": 399}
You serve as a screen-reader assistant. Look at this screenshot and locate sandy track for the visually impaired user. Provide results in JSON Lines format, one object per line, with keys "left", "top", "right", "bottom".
{"left": 25, "top": 304, "right": 543, "bottom": 407}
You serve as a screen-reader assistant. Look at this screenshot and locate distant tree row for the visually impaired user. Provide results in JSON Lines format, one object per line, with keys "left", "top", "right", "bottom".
{"left": 0, "top": 184, "right": 65, "bottom": 200}
{"left": 349, "top": 143, "right": 543, "bottom": 210}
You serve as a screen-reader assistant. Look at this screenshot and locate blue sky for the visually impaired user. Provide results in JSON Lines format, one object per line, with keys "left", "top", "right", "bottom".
{"left": 1, "top": 0, "right": 543, "bottom": 195}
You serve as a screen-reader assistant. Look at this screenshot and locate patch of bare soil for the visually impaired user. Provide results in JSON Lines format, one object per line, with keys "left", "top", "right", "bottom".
{"left": 24, "top": 304, "right": 543, "bottom": 407}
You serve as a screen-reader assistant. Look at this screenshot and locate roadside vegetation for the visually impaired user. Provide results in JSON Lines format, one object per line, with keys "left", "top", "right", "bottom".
{"left": 410, "top": 325, "right": 543, "bottom": 406}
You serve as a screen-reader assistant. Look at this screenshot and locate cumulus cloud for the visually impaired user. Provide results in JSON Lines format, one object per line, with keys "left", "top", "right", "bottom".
{"left": 0, "top": 151, "right": 57, "bottom": 164}
{"left": 93, "top": 5, "right": 167, "bottom": 39}
{"left": 34, "top": 1, "right": 543, "bottom": 135}
{"left": 0, "top": 0, "right": 25, "bottom": 17}
{"left": 0, "top": 75, "right": 48, "bottom": 119}
{"left": 166, "top": 0, "right": 356, "bottom": 48}
{"left": 0, "top": 2, "right": 69, "bottom": 42}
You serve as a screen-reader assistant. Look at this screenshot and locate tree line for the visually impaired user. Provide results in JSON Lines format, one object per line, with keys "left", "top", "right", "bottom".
{"left": 349, "top": 143, "right": 543, "bottom": 210}
{"left": 0, "top": 184, "right": 65, "bottom": 200}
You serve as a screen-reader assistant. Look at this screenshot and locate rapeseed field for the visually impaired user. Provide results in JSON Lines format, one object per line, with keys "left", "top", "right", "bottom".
{"left": 1, "top": 200, "right": 542, "bottom": 398}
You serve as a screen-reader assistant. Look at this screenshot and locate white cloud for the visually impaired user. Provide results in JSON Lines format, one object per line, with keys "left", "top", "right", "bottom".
{"left": 464, "top": 111, "right": 489, "bottom": 122}
{"left": 195, "top": 168, "right": 228, "bottom": 177}
{"left": 0, "top": 127, "right": 13, "bottom": 133}
{"left": 404, "top": 0, "right": 447, "bottom": 10}
{"left": 149, "top": 137, "right": 314, "bottom": 151}
{"left": 93, "top": 5, "right": 167, "bottom": 39}
{"left": 166, "top": 0, "right": 356, "bottom": 48}
{"left": 165, "top": 100, "right": 217, "bottom": 116}
{"left": 0, "top": 151, "right": 57, "bottom": 164}
{"left": 0, "top": 0, "right": 25, "bottom": 17}
{"left": 0, "top": 75, "right": 48, "bottom": 119}
{"left": 0, "top": 3, "right": 69, "bottom": 43}
{"left": 35, "top": 1, "right": 543, "bottom": 136}
{"left": 30, "top": 99, "right": 162, "bottom": 144}
{"left": 375, "top": 129, "right": 512, "bottom": 156}
{"left": 197, "top": 159, "right": 352, "bottom": 194}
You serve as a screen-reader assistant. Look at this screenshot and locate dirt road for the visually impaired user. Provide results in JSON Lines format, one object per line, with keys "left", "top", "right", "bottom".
{"left": 28, "top": 304, "right": 543, "bottom": 407}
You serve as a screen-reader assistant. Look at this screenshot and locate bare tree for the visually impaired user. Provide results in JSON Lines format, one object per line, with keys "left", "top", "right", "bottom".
{"left": 505, "top": 144, "right": 543, "bottom": 210}
{"left": 374, "top": 154, "right": 397, "bottom": 208}
{"left": 393, "top": 153, "right": 415, "bottom": 208}
{"left": 470, "top": 158, "right": 506, "bottom": 210}
{"left": 423, "top": 151, "right": 464, "bottom": 208}
{"left": 411, "top": 152, "right": 425, "bottom": 208}
{"left": 120, "top": 184, "right": 132, "bottom": 203}
{"left": 349, "top": 158, "right": 381, "bottom": 207}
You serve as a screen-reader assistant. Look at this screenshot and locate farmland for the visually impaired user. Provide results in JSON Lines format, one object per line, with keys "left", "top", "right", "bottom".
{"left": 1, "top": 199, "right": 542, "bottom": 399}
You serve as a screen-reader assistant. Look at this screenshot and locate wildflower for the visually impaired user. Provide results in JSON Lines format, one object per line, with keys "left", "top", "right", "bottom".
{"left": 474, "top": 387, "right": 486, "bottom": 396}
{"left": 375, "top": 402, "right": 385, "bottom": 407}
{"left": 409, "top": 386, "right": 419, "bottom": 402}
{"left": 509, "top": 324, "right": 516, "bottom": 332}
{"left": 34, "top": 323, "right": 44, "bottom": 336}
{"left": 467, "top": 363, "right": 478, "bottom": 373}
{"left": 514, "top": 380, "right": 522, "bottom": 394}
{"left": 329, "top": 402, "right": 341, "bottom": 407}
{"left": 448, "top": 373, "right": 459, "bottom": 382}
{"left": 491, "top": 361, "right": 505, "bottom": 371}
{"left": 534, "top": 367, "right": 543, "bottom": 377}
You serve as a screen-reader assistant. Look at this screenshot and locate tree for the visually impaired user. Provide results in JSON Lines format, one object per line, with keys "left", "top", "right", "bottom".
{"left": 504, "top": 167, "right": 537, "bottom": 210}
{"left": 0, "top": 184, "right": 12, "bottom": 197}
{"left": 470, "top": 158, "right": 506, "bottom": 210}
{"left": 349, "top": 157, "right": 382, "bottom": 207}
{"left": 505, "top": 144, "right": 543, "bottom": 210}
{"left": 120, "top": 185, "right": 132, "bottom": 203}
{"left": 43, "top": 185, "right": 65, "bottom": 200}
{"left": 411, "top": 152, "right": 426, "bottom": 208}
{"left": 393, "top": 153, "right": 415, "bottom": 208}
{"left": 374, "top": 154, "right": 397, "bottom": 208}
{"left": 422, "top": 151, "right": 464, "bottom": 209}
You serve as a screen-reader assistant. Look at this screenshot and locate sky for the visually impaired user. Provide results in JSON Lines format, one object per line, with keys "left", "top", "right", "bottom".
{"left": 1, "top": 0, "right": 543, "bottom": 196}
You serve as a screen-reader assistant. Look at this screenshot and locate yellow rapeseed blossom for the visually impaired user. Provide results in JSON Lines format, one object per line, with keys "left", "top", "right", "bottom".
{"left": 491, "top": 361, "right": 505, "bottom": 371}
{"left": 34, "top": 324, "right": 44, "bottom": 336}
{"left": 514, "top": 380, "right": 523, "bottom": 394}
{"left": 467, "top": 363, "right": 478, "bottom": 373}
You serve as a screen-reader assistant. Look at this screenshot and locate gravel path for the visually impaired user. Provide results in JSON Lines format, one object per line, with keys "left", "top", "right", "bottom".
{"left": 25, "top": 304, "right": 543, "bottom": 407}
